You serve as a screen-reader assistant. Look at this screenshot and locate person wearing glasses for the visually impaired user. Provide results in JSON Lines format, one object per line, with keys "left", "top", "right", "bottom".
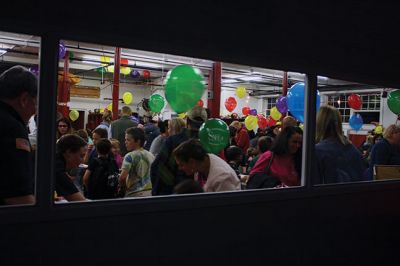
{"left": 56, "top": 117, "right": 73, "bottom": 141}
{"left": 0, "top": 65, "right": 37, "bottom": 205}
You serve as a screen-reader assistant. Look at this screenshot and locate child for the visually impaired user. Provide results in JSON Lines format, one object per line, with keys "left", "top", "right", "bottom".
{"left": 110, "top": 138, "right": 123, "bottom": 169}
{"left": 225, "top": 145, "right": 244, "bottom": 179}
{"left": 83, "top": 138, "right": 119, "bottom": 200}
{"left": 119, "top": 127, "right": 155, "bottom": 197}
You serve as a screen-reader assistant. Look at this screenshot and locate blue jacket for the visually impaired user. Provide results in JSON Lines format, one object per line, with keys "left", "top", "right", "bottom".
{"left": 315, "top": 139, "right": 365, "bottom": 184}
{"left": 368, "top": 138, "right": 400, "bottom": 180}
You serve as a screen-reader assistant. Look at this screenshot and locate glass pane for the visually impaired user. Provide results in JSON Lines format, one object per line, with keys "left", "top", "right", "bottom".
{"left": 315, "top": 76, "right": 400, "bottom": 185}
{"left": 53, "top": 39, "right": 307, "bottom": 204}
{"left": 0, "top": 31, "right": 40, "bottom": 206}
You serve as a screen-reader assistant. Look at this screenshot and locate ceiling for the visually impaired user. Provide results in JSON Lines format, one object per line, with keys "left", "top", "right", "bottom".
{"left": 0, "top": 31, "right": 380, "bottom": 98}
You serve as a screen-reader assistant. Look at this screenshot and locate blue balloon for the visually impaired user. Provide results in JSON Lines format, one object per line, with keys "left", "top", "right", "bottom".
{"left": 349, "top": 114, "right": 363, "bottom": 131}
{"left": 287, "top": 82, "right": 320, "bottom": 123}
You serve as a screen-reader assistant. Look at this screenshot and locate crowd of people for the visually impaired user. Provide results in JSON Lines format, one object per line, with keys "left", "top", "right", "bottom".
{"left": 2, "top": 65, "right": 400, "bottom": 206}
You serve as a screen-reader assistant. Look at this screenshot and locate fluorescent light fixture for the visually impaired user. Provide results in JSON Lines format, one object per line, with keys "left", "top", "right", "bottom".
{"left": 0, "top": 49, "right": 7, "bottom": 56}
{"left": 82, "top": 60, "right": 101, "bottom": 66}
{"left": 222, "top": 79, "right": 239, "bottom": 84}
{"left": 239, "top": 76, "right": 263, "bottom": 82}
{"left": 318, "top": 76, "right": 329, "bottom": 80}
{"left": 223, "top": 73, "right": 243, "bottom": 79}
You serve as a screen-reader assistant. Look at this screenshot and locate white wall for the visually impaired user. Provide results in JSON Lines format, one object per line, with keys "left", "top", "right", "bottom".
{"left": 220, "top": 87, "right": 262, "bottom": 116}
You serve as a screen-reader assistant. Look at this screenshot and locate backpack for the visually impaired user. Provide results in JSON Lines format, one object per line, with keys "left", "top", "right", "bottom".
{"left": 87, "top": 157, "right": 120, "bottom": 199}
{"left": 246, "top": 153, "right": 281, "bottom": 189}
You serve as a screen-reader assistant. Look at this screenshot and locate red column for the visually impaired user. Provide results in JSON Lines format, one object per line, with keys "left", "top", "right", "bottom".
{"left": 282, "top": 71, "right": 288, "bottom": 96}
{"left": 57, "top": 51, "right": 70, "bottom": 118}
{"left": 207, "top": 62, "right": 221, "bottom": 118}
{"left": 112, "top": 47, "right": 121, "bottom": 120}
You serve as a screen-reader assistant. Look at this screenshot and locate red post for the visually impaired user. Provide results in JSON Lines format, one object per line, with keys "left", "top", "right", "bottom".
{"left": 207, "top": 62, "right": 221, "bottom": 118}
{"left": 112, "top": 47, "right": 121, "bottom": 120}
{"left": 57, "top": 51, "right": 70, "bottom": 118}
{"left": 282, "top": 71, "right": 288, "bottom": 96}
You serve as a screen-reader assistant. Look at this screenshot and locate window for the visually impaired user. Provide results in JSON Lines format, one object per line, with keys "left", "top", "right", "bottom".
{"left": 0, "top": 30, "right": 40, "bottom": 207}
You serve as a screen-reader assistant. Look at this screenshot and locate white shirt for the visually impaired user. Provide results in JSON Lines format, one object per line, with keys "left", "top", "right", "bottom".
{"left": 204, "top": 154, "right": 241, "bottom": 193}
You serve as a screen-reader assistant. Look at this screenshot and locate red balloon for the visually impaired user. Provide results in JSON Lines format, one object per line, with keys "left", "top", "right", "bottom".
{"left": 224, "top": 97, "right": 237, "bottom": 112}
{"left": 258, "top": 115, "right": 268, "bottom": 129}
{"left": 266, "top": 116, "right": 277, "bottom": 127}
{"left": 197, "top": 99, "right": 204, "bottom": 107}
{"left": 242, "top": 106, "right": 250, "bottom": 116}
{"left": 143, "top": 70, "right": 151, "bottom": 78}
{"left": 348, "top": 94, "right": 362, "bottom": 110}
{"left": 120, "top": 58, "right": 129, "bottom": 65}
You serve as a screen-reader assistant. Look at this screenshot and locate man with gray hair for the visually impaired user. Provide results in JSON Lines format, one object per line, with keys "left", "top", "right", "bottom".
{"left": 0, "top": 65, "right": 38, "bottom": 205}
{"left": 109, "top": 105, "right": 138, "bottom": 156}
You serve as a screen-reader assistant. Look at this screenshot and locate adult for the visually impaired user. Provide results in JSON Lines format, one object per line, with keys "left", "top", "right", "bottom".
{"left": 368, "top": 124, "right": 400, "bottom": 180}
{"left": 0, "top": 65, "right": 37, "bottom": 205}
{"left": 56, "top": 117, "right": 72, "bottom": 140}
{"left": 282, "top": 116, "right": 297, "bottom": 129}
{"left": 314, "top": 105, "right": 365, "bottom": 184}
{"left": 55, "top": 134, "right": 87, "bottom": 202}
{"left": 151, "top": 106, "right": 207, "bottom": 195}
{"left": 173, "top": 139, "right": 241, "bottom": 193}
{"left": 120, "top": 127, "right": 155, "bottom": 197}
{"left": 95, "top": 109, "right": 112, "bottom": 138}
{"left": 250, "top": 126, "right": 303, "bottom": 187}
{"left": 230, "top": 121, "right": 250, "bottom": 154}
{"left": 247, "top": 136, "right": 274, "bottom": 173}
{"left": 149, "top": 119, "right": 169, "bottom": 157}
{"left": 168, "top": 117, "right": 186, "bottom": 136}
{"left": 109, "top": 106, "right": 138, "bottom": 156}
{"left": 143, "top": 114, "right": 160, "bottom": 151}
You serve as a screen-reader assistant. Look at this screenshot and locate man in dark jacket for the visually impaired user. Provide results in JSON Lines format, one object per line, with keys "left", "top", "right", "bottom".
{"left": 0, "top": 66, "right": 37, "bottom": 205}
{"left": 150, "top": 106, "right": 207, "bottom": 195}
{"left": 109, "top": 106, "right": 138, "bottom": 156}
{"left": 143, "top": 114, "right": 160, "bottom": 151}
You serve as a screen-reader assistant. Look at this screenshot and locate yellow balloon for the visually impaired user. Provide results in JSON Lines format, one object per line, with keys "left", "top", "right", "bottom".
{"left": 107, "top": 66, "right": 114, "bottom": 73}
{"left": 123, "top": 92, "right": 133, "bottom": 105}
{"left": 121, "top": 67, "right": 131, "bottom": 75}
{"left": 270, "top": 106, "right": 282, "bottom": 121}
{"left": 375, "top": 125, "right": 383, "bottom": 135}
{"left": 99, "top": 108, "right": 105, "bottom": 114}
{"left": 100, "top": 56, "right": 110, "bottom": 66}
{"left": 299, "top": 124, "right": 304, "bottom": 130}
{"left": 107, "top": 103, "right": 113, "bottom": 111}
{"left": 69, "top": 110, "right": 79, "bottom": 122}
{"left": 236, "top": 87, "right": 247, "bottom": 98}
{"left": 178, "top": 113, "right": 187, "bottom": 119}
{"left": 245, "top": 115, "right": 258, "bottom": 130}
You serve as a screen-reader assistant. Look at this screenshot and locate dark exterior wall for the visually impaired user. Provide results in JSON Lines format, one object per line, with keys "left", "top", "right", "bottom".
{"left": 1, "top": 1, "right": 400, "bottom": 265}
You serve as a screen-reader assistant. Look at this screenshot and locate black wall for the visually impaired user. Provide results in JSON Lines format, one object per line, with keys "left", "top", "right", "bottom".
{"left": 1, "top": 1, "right": 400, "bottom": 265}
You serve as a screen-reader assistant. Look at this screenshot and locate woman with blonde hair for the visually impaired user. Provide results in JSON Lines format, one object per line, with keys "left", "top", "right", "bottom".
{"left": 368, "top": 124, "right": 400, "bottom": 180}
{"left": 168, "top": 118, "right": 186, "bottom": 136}
{"left": 314, "top": 105, "right": 365, "bottom": 184}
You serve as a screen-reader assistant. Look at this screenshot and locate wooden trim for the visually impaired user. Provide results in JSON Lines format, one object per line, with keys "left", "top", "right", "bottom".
{"left": 70, "top": 85, "right": 100, "bottom": 98}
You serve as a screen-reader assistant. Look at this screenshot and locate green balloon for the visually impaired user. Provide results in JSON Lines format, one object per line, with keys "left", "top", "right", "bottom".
{"left": 387, "top": 90, "right": 400, "bottom": 115}
{"left": 199, "top": 119, "right": 230, "bottom": 154}
{"left": 96, "top": 67, "right": 107, "bottom": 75}
{"left": 149, "top": 94, "right": 165, "bottom": 113}
{"left": 164, "top": 65, "right": 206, "bottom": 113}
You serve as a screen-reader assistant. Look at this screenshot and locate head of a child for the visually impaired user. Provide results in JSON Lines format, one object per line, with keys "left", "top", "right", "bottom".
{"left": 125, "top": 127, "right": 145, "bottom": 152}
{"left": 96, "top": 138, "right": 112, "bottom": 158}
{"left": 225, "top": 145, "right": 243, "bottom": 165}
{"left": 109, "top": 138, "right": 121, "bottom": 155}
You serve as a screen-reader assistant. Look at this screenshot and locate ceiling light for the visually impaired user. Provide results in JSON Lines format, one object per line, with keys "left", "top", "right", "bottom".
{"left": 82, "top": 60, "right": 101, "bottom": 65}
{"left": 239, "top": 76, "right": 263, "bottom": 82}
{"left": 222, "top": 79, "right": 239, "bottom": 84}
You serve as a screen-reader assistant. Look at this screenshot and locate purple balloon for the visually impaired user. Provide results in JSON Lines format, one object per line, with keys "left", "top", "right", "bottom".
{"left": 29, "top": 65, "right": 39, "bottom": 76}
{"left": 276, "top": 96, "right": 288, "bottom": 113}
{"left": 59, "top": 41, "right": 66, "bottom": 59}
{"left": 250, "top": 109, "right": 257, "bottom": 115}
{"left": 130, "top": 70, "right": 140, "bottom": 78}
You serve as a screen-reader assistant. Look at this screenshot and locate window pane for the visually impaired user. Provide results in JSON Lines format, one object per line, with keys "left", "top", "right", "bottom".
{"left": 0, "top": 31, "right": 40, "bottom": 206}
{"left": 54, "top": 39, "right": 305, "bottom": 204}
{"left": 315, "top": 77, "right": 396, "bottom": 185}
